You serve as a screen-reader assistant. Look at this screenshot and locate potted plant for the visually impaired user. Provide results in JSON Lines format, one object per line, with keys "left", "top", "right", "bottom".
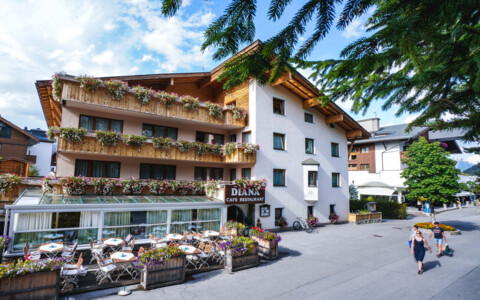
{"left": 91, "top": 178, "right": 118, "bottom": 196}
{"left": 104, "top": 79, "right": 129, "bottom": 101}
{"left": 274, "top": 216, "right": 288, "bottom": 229}
{"left": 250, "top": 227, "right": 281, "bottom": 260}
{"left": 181, "top": 95, "right": 199, "bottom": 111}
{"left": 206, "top": 102, "right": 223, "bottom": 119}
{"left": 77, "top": 75, "right": 103, "bottom": 92}
{"left": 59, "top": 127, "right": 86, "bottom": 143}
{"left": 61, "top": 176, "right": 87, "bottom": 195}
{"left": 132, "top": 85, "right": 154, "bottom": 105}
{"left": 328, "top": 214, "right": 339, "bottom": 224}
{"left": 138, "top": 243, "right": 186, "bottom": 289}
{"left": 0, "top": 235, "right": 12, "bottom": 262}
{"left": 225, "top": 221, "right": 246, "bottom": 236}
{"left": 307, "top": 215, "right": 319, "bottom": 227}
{"left": 220, "top": 236, "right": 258, "bottom": 272}
{"left": 121, "top": 178, "right": 145, "bottom": 195}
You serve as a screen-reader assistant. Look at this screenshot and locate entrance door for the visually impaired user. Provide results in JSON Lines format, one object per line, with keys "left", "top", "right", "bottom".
{"left": 227, "top": 205, "right": 245, "bottom": 223}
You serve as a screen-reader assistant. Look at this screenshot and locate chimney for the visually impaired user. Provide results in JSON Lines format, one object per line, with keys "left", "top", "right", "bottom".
{"left": 357, "top": 117, "right": 380, "bottom": 133}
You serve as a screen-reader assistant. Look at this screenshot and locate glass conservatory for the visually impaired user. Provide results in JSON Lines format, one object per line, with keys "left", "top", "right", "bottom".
{"left": 4, "top": 188, "right": 225, "bottom": 254}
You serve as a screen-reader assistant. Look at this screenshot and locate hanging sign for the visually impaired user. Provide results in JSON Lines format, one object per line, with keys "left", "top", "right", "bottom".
{"left": 224, "top": 185, "right": 265, "bottom": 205}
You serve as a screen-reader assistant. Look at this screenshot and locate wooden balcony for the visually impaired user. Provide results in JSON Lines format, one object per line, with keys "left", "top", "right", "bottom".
{"left": 62, "top": 81, "right": 247, "bottom": 128}
{"left": 57, "top": 136, "right": 256, "bottom": 164}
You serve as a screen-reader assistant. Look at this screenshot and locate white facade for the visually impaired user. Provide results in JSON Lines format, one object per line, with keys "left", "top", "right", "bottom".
{"left": 242, "top": 80, "right": 350, "bottom": 228}
{"left": 27, "top": 141, "right": 54, "bottom": 176}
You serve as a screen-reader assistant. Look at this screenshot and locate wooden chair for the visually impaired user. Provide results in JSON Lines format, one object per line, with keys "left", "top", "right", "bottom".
{"left": 61, "top": 253, "right": 87, "bottom": 289}
{"left": 24, "top": 242, "right": 40, "bottom": 260}
{"left": 122, "top": 238, "right": 135, "bottom": 252}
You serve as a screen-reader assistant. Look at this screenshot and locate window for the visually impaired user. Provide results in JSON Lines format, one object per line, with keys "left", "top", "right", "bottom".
{"left": 273, "top": 98, "right": 285, "bottom": 115}
{"left": 273, "top": 133, "right": 286, "bottom": 150}
{"left": 139, "top": 164, "right": 176, "bottom": 180}
{"left": 230, "top": 168, "right": 237, "bottom": 181}
{"left": 308, "top": 171, "right": 317, "bottom": 187}
{"left": 273, "top": 169, "right": 286, "bottom": 186}
{"left": 230, "top": 134, "right": 237, "bottom": 143}
{"left": 242, "top": 131, "right": 251, "bottom": 143}
{"left": 304, "top": 113, "right": 313, "bottom": 123}
{"left": 79, "top": 115, "right": 123, "bottom": 132}
{"left": 305, "top": 138, "right": 314, "bottom": 154}
{"left": 170, "top": 208, "right": 221, "bottom": 233}
{"left": 348, "top": 164, "right": 357, "bottom": 170}
{"left": 194, "top": 167, "right": 223, "bottom": 180}
{"left": 142, "top": 124, "right": 178, "bottom": 139}
{"left": 350, "top": 155, "right": 357, "bottom": 160}
{"left": 361, "top": 147, "right": 369, "bottom": 153}
{"left": 104, "top": 210, "right": 168, "bottom": 240}
{"left": 332, "top": 173, "right": 340, "bottom": 187}
{"left": 75, "top": 160, "right": 120, "bottom": 178}
{"left": 307, "top": 206, "right": 314, "bottom": 217}
{"left": 51, "top": 212, "right": 80, "bottom": 229}
{"left": 331, "top": 143, "right": 339, "bottom": 157}
{"left": 351, "top": 148, "right": 357, "bottom": 153}
{"left": 242, "top": 168, "right": 251, "bottom": 179}
{"left": 0, "top": 121, "right": 12, "bottom": 138}
{"left": 275, "top": 208, "right": 283, "bottom": 220}
{"left": 330, "top": 123, "right": 335, "bottom": 129}
{"left": 360, "top": 164, "right": 370, "bottom": 170}
{"left": 196, "top": 131, "right": 224, "bottom": 145}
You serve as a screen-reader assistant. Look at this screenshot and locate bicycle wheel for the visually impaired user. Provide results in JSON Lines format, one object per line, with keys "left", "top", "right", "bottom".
{"left": 293, "top": 221, "right": 302, "bottom": 231}
{"left": 306, "top": 224, "right": 314, "bottom": 233}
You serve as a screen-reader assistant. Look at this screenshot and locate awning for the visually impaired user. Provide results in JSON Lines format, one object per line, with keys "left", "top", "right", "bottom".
{"left": 358, "top": 186, "right": 396, "bottom": 197}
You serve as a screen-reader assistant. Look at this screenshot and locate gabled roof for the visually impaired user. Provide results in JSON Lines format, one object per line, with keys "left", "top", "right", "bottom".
{"left": 27, "top": 128, "right": 53, "bottom": 143}
{"left": 353, "top": 123, "right": 429, "bottom": 145}
{"left": 0, "top": 116, "right": 39, "bottom": 142}
{"left": 301, "top": 158, "right": 320, "bottom": 165}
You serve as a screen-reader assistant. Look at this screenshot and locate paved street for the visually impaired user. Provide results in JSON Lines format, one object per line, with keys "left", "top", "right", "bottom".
{"left": 92, "top": 208, "right": 480, "bottom": 300}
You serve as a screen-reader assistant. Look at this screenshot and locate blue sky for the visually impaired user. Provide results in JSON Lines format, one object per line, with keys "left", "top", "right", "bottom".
{"left": 0, "top": 0, "right": 476, "bottom": 163}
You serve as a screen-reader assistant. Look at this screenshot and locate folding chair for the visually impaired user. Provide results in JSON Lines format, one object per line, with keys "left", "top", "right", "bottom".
{"left": 89, "top": 239, "right": 104, "bottom": 264}
{"left": 95, "top": 253, "right": 116, "bottom": 285}
{"left": 61, "top": 253, "right": 87, "bottom": 289}
{"left": 24, "top": 242, "right": 41, "bottom": 260}
{"left": 122, "top": 238, "right": 135, "bottom": 252}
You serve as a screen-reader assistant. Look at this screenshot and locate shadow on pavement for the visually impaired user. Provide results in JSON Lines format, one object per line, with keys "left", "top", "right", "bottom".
{"left": 442, "top": 220, "right": 479, "bottom": 232}
{"left": 277, "top": 247, "right": 301, "bottom": 259}
{"left": 423, "top": 260, "right": 442, "bottom": 272}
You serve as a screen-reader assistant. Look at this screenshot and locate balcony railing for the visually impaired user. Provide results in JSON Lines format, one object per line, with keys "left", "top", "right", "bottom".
{"left": 57, "top": 136, "right": 256, "bottom": 164}
{"left": 62, "top": 81, "right": 247, "bottom": 128}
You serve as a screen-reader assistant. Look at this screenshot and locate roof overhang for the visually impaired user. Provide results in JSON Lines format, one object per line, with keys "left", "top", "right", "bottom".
{"left": 0, "top": 116, "right": 39, "bottom": 143}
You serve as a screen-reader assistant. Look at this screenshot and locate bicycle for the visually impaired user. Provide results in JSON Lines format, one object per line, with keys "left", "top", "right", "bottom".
{"left": 292, "top": 217, "right": 314, "bottom": 233}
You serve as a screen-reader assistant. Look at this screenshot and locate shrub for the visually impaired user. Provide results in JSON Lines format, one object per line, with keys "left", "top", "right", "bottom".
{"left": 96, "top": 130, "right": 122, "bottom": 146}
{"left": 77, "top": 75, "right": 103, "bottom": 92}
{"left": 175, "top": 140, "right": 192, "bottom": 152}
{"left": 415, "top": 222, "right": 456, "bottom": 231}
{"left": 223, "top": 142, "right": 237, "bottom": 156}
{"left": 0, "top": 174, "right": 22, "bottom": 194}
{"left": 104, "top": 80, "right": 129, "bottom": 101}
{"left": 61, "top": 176, "right": 87, "bottom": 195}
{"left": 349, "top": 200, "right": 408, "bottom": 219}
{"left": 121, "top": 178, "right": 145, "bottom": 195}
{"left": 181, "top": 95, "right": 199, "bottom": 111}
{"left": 152, "top": 137, "right": 173, "bottom": 151}
{"left": 132, "top": 85, "right": 154, "bottom": 105}
{"left": 91, "top": 178, "right": 118, "bottom": 196}
{"left": 206, "top": 102, "right": 223, "bottom": 118}
{"left": 123, "top": 134, "right": 146, "bottom": 147}
{"left": 59, "top": 127, "right": 86, "bottom": 142}
{"left": 28, "top": 164, "right": 40, "bottom": 177}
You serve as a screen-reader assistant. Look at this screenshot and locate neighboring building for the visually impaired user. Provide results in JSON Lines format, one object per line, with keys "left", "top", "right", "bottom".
{"left": 26, "top": 128, "right": 55, "bottom": 176}
{"left": 4, "top": 41, "right": 369, "bottom": 254}
{"left": 348, "top": 117, "right": 462, "bottom": 202}
{"left": 0, "top": 115, "right": 39, "bottom": 176}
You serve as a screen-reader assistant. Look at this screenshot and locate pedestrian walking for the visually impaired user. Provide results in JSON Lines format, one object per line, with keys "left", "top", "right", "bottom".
{"left": 409, "top": 225, "right": 419, "bottom": 248}
{"left": 429, "top": 222, "right": 447, "bottom": 257}
{"left": 417, "top": 200, "right": 422, "bottom": 211}
{"left": 411, "top": 231, "right": 432, "bottom": 274}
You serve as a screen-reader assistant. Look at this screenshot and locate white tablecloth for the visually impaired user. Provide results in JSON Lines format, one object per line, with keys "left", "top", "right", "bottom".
{"left": 180, "top": 246, "right": 198, "bottom": 254}
{"left": 203, "top": 231, "right": 219, "bottom": 237}
{"left": 111, "top": 252, "right": 134, "bottom": 261}
{"left": 104, "top": 238, "right": 124, "bottom": 246}
{"left": 40, "top": 243, "right": 62, "bottom": 252}
{"left": 166, "top": 234, "right": 183, "bottom": 240}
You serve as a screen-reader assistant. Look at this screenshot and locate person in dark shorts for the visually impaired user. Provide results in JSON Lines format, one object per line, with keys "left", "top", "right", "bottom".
{"left": 411, "top": 231, "right": 432, "bottom": 274}
{"left": 429, "top": 222, "right": 447, "bottom": 257}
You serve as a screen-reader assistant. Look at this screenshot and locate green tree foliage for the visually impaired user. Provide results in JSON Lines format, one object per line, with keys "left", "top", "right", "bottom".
{"left": 28, "top": 164, "right": 40, "bottom": 177}
{"left": 161, "top": 0, "right": 480, "bottom": 146}
{"left": 401, "top": 137, "right": 461, "bottom": 209}
{"left": 349, "top": 184, "right": 359, "bottom": 200}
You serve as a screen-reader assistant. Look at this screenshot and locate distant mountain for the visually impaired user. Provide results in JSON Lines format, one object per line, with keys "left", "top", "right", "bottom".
{"left": 463, "top": 164, "right": 480, "bottom": 175}
{"left": 456, "top": 159, "right": 474, "bottom": 172}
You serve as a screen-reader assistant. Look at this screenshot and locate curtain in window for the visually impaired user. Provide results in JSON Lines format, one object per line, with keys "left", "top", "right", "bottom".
{"left": 140, "top": 164, "right": 151, "bottom": 179}
{"left": 332, "top": 174, "right": 339, "bottom": 187}
{"left": 154, "top": 126, "right": 165, "bottom": 138}
{"left": 152, "top": 165, "right": 164, "bottom": 179}
{"left": 142, "top": 125, "right": 153, "bottom": 138}
{"left": 243, "top": 132, "right": 251, "bottom": 143}
{"left": 166, "top": 166, "right": 175, "bottom": 180}
{"left": 194, "top": 167, "right": 204, "bottom": 181}
{"left": 212, "top": 168, "right": 223, "bottom": 180}
{"left": 274, "top": 135, "right": 284, "bottom": 149}
{"left": 242, "top": 168, "right": 251, "bottom": 179}
{"left": 111, "top": 120, "right": 122, "bottom": 133}
{"left": 14, "top": 213, "right": 52, "bottom": 231}
{"left": 79, "top": 211, "right": 100, "bottom": 228}
{"left": 331, "top": 144, "right": 338, "bottom": 156}
{"left": 167, "top": 128, "right": 177, "bottom": 139}
{"left": 146, "top": 211, "right": 167, "bottom": 224}
{"left": 92, "top": 161, "right": 105, "bottom": 177}
{"left": 104, "top": 212, "right": 130, "bottom": 226}
{"left": 75, "top": 160, "right": 89, "bottom": 176}
{"left": 306, "top": 140, "right": 314, "bottom": 153}
{"left": 79, "top": 116, "right": 93, "bottom": 131}
{"left": 197, "top": 209, "right": 220, "bottom": 221}
{"left": 171, "top": 210, "right": 192, "bottom": 222}
{"left": 95, "top": 118, "right": 109, "bottom": 131}
{"left": 274, "top": 170, "right": 284, "bottom": 185}
{"left": 200, "top": 221, "right": 220, "bottom": 231}
{"left": 107, "top": 162, "right": 119, "bottom": 178}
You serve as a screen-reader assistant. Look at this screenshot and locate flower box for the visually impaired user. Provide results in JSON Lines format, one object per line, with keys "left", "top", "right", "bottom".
{"left": 225, "top": 244, "right": 259, "bottom": 272}
{"left": 0, "top": 271, "right": 60, "bottom": 300}
{"left": 347, "top": 212, "right": 382, "bottom": 224}
{"left": 140, "top": 255, "right": 185, "bottom": 290}
{"left": 252, "top": 236, "right": 278, "bottom": 260}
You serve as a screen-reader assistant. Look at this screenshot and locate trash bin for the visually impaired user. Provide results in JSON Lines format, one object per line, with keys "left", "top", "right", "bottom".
{"left": 366, "top": 202, "right": 376, "bottom": 212}
{"left": 424, "top": 202, "right": 430, "bottom": 214}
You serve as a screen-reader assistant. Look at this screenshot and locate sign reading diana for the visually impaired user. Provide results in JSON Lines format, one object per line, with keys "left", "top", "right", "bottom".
{"left": 224, "top": 185, "right": 266, "bottom": 205}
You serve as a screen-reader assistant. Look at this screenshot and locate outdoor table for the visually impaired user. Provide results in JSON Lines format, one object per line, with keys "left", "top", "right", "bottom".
{"left": 179, "top": 245, "right": 201, "bottom": 255}
{"left": 202, "top": 231, "right": 219, "bottom": 238}
{"left": 166, "top": 234, "right": 183, "bottom": 242}
{"left": 103, "top": 238, "right": 125, "bottom": 252}
{"left": 110, "top": 251, "right": 137, "bottom": 280}
{"left": 39, "top": 242, "right": 63, "bottom": 258}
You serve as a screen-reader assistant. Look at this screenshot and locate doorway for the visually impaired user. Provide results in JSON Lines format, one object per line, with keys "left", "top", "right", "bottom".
{"left": 227, "top": 205, "right": 245, "bottom": 223}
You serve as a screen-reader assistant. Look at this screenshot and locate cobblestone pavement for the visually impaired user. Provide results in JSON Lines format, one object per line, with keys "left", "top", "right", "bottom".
{"left": 83, "top": 207, "right": 480, "bottom": 300}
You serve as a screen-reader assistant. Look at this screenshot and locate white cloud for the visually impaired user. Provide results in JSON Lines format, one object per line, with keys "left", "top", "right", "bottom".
{"left": 403, "top": 114, "right": 420, "bottom": 124}
{"left": 141, "top": 54, "right": 154, "bottom": 62}
{"left": 465, "top": 155, "right": 480, "bottom": 165}
{"left": 342, "top": 19, "right": 363, "bottom": 39}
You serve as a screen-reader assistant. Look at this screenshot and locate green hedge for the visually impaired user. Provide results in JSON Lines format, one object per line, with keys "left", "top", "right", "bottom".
{"left": 349, "top": 200, "right": 407, "bottom": 219}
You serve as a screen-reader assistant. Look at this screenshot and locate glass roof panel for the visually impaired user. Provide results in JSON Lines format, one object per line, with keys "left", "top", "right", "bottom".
{"left": 113, "top": 196, "right": 138, "bottom": 204}
{"left": 81, "top": 196, "right": 102, "bottom": 204}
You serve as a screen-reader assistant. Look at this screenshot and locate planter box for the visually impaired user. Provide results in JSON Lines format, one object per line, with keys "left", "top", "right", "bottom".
{"left": 140, "top": 255, "right": 185, "bottom": 290}
{"left": 347, "top": 212, "right": 382, "bottom": 224}
{"left": 225, "top": 245, "right": 259, "bottom": 272}
{"left": 252, "top": 236, "right": 278, "bottom": 260}
{"left": 0, "top": 271, "right": 59, "bottom": 300}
